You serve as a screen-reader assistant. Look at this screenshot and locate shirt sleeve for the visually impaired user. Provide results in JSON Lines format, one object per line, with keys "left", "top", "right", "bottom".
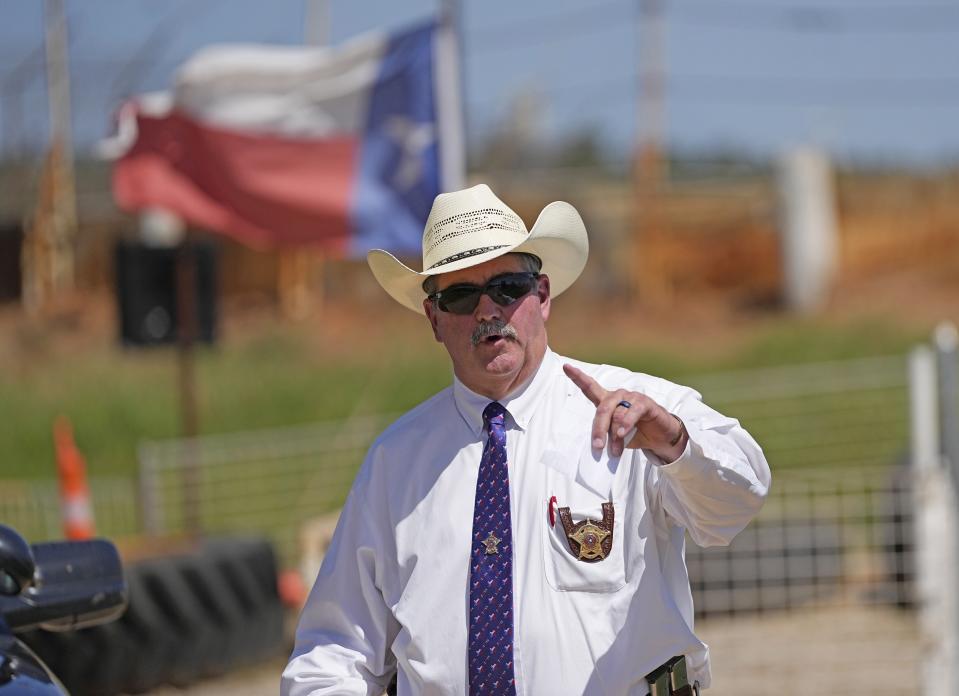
{"left": 647, "top": 388, "right": 772, "bottom": 548}
{"left": 281, "top": 477, "right": 398, "bottom": 696}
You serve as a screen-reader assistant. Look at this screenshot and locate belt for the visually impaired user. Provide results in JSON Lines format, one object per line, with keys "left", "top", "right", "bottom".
{"left": 645, "top": 655, "right": 700, "bottom": 696}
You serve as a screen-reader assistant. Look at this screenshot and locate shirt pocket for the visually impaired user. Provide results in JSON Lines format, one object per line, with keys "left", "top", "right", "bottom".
{"left": 542, "top": 463, "right": 627, "bottom": 593}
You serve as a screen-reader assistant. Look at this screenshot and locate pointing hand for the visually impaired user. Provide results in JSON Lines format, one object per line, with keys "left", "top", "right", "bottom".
{"left": 563, "top": 364, "right": 687, "bottom": 461}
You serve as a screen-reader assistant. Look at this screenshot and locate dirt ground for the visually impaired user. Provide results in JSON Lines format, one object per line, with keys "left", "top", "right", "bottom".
{"left": 3, "top": 257, "right": 958, "bottom": 372}
{"left": 700, "top": 604, "right": 920, "bottom": 695}
{"left": 158, "top": 603, "right": 919, "bottom": 695}
{"left": 148, "top": 659, "right": 287, "bottom": 696}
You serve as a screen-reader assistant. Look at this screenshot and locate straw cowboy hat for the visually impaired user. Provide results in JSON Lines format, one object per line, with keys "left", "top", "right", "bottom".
{"left": 367, "top": 184, "right": 589, "bottom": 314}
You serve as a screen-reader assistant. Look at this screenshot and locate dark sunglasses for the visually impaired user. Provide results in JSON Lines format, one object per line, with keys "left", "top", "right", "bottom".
{"left": 428, "top": 272, "right": 541, "bottom": 315}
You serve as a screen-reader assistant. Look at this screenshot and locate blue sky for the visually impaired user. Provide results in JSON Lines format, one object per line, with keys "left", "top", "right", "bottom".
{"left": 2, "top": 0, "right": 958, "bottom": 166}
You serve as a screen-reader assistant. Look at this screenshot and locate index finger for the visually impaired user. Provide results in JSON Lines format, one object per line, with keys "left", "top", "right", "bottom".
{"left": 562, "top": 363, "right": 608, "bottom": 406}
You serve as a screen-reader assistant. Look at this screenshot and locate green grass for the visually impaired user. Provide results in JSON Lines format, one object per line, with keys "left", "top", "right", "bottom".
{"left": 1, "top": 308, "right": 927, "bottom": 557}
{"left": 0, "top": 325, "right": 451, "bottom": 479}
{"left": 0, "top": 312, "right": 927, "bottom": 481}
{"left": 577, "top": 316, "right": 926, "bottom": 377}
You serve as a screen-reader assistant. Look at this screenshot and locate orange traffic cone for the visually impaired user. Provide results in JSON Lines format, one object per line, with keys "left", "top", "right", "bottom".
{"left": 54, "top": 416, "right": 95, "bottom": 540}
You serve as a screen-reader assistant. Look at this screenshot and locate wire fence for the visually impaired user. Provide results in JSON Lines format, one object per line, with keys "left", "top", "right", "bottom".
{"left": 689, "top": 355, "right": 913, "bottom": 616}
{"left": 0, "top": 353, "right": 924, "bottom": 691}
{"left": 0, "top": 354, "right": 915, "bottom": 606}
{"left": 0, "top": 351, "right": 930, "bottom": 696}
{"left": 137, "top": 414, "right": 396, "bottom": 565}
{"left": 0, "top": 476, "right": 139, "bottom": 543}
{"left": 687, "top": 465, "right": 913, "bottom": 617}
{"left": 129, "top": 355, "right": 912, "bottom": 585}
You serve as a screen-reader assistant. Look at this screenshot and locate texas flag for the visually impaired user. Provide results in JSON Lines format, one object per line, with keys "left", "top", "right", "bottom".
{"left": 108, "top": 20, "right": 464, "bottom": 255}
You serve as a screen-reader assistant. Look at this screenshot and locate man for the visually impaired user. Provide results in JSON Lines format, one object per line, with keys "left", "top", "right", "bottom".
{"left": 282, "top": 184, "right": 770, "bottom": 695}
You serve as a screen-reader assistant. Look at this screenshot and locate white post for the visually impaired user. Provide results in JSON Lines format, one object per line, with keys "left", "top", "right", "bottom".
{"left": 776, "top": 147, "right": 838, "bottom": 313}
{"left": 910, "top": 345, "right": 951, "bottom": 695}
{"left": 137, "top": 446, "right": 162, "bottom": 536}
{"left": 911, "top": 346, "right": 941, "bottom": 474}
{"left": 934, "top": 323, "right": 959, "bottom": 696}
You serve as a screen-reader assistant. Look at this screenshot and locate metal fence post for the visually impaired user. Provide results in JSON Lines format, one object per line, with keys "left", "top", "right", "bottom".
{"left": 937, "top": 322, "right": 959, "bottom": 488}
{"left": 910, "top": 345, "right": 948, "bottom": 694}
{"left": 934, "top": 323, "right": 959, "bottom": 694}
{"left": 911, "top": 346, "right": 941, "bottom": 475}
{"left": 137, "top": 444, "right": 162, "bottom": 536}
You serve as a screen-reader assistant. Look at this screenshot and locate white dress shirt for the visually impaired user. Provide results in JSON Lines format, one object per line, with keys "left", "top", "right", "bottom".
{"left": 282, "top": 349, "right": 770, "bottom": 695}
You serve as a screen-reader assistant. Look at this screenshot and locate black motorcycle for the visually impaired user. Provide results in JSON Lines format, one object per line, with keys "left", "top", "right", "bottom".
{"left": 0, "top": 524, "right": 127, "bottom": 695}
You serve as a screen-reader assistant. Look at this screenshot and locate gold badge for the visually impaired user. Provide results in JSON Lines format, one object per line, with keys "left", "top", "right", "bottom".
{"left": 558, "top": 502, "right": 614, "bottom": 563}
{"left": 482, "top": 532, "right": 501, "bottom": 555}
{"left": 569, "top": 521, "right": 610, "bottom": 560}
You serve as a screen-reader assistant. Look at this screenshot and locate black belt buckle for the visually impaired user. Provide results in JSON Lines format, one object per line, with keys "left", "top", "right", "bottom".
{"left": 646, "top": 655, "right": 699, "bottom": 696}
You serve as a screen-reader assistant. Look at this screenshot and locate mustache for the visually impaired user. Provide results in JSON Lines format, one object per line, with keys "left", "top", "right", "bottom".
{"left": 471, "top": 319, "right": 518, "bottom": 347}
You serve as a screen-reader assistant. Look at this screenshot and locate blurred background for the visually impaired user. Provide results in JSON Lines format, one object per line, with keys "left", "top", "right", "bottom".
{"left": 1, "top": 0, "right": 958, "bottom": 694}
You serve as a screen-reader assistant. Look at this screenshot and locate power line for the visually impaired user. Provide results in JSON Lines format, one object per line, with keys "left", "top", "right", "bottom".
{"left": 4, "top": 1, "right": 954, "bottom": 83}
{"left": 467, "top": 0, "right": 633, "bottom": 52}
{"left": 110, "top": 0, "right": 228, "bottom": 103}
{"left": 670, "top": 1, "right": 959, "bottom": 34}
{"left": 465, "top": 0, "right": 959, "bottom": 51}
{"left": 674, "top": 0, "right": 959, "bottom": 15}
{"left": 498, "top": 72, "right": 959, "bottom": 108}
{"left": 669, "top": 74, "right": 959, "bottom": 106}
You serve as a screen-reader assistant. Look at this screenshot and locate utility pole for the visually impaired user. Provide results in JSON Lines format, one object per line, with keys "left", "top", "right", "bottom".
{"left": 45, "top": 0, "right": 76, "bottom": 222}
{"left": 638, "top": 0, "right": 665, "bottom": 184}
{"left": 304, "top": 0, "right": 331, "bottom": 47}
{"left": 23, "top": 0, "right": 77, "bottom": 313}
{"left": 275, "top": 0, "right": 334, "bottom": 320}
{"left": 438, "top": 0, "right": 467, "bottom": 191}
{"left": 633, "top": 0, "right": 667, "bottom": 303}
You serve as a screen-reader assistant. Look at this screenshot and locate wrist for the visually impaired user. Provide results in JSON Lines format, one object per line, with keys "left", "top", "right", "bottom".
{"left": 652, "top": 413, "right": 687, "bottom": 463}
{"left": 668, "top": 414, "right": 687, "bottom": 447}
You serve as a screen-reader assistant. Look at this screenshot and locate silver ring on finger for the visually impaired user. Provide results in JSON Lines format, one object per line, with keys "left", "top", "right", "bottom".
{"left": 617, "top": 400, "right": 632, "bottom": 410}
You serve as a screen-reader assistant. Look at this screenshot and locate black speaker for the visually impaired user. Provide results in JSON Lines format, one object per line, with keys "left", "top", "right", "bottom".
{"left": 0, "top": 221, "right": 22, "bottom": 302}
{"left": 115, "top": 239, "right": 217, "bottom": 347}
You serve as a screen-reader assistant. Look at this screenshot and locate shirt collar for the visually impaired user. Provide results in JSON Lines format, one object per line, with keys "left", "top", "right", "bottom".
{"left": 453, "top": 348, "right": 559, "bottom": 437}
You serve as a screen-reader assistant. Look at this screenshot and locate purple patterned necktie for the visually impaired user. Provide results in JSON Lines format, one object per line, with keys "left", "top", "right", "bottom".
{"left": 468, "top": 401, "right": 517, "bottom": 695}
